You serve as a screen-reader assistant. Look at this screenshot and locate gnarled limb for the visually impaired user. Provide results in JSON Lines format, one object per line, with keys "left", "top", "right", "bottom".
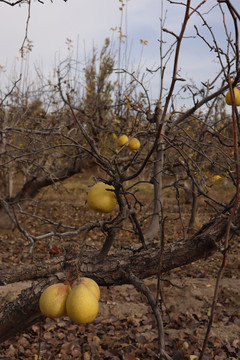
{"left": 0, "top": 206, "right": 234, "bottom": 343}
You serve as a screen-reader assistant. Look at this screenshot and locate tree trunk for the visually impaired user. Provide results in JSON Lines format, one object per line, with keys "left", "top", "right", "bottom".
{"left": 143, "top": 148, "right": 164, "bottom": 241}
{"left": 0, "top": 206, "right": 234, "bottom": 343}
{"left": 144, "top": 104, "right": 165, "bottom": 241}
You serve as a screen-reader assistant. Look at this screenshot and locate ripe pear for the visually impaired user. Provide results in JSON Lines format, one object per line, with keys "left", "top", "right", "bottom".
{"left": 66, "top": 283, "right": 99, "bottom": 324}
{"left": 87, "top": 182, "right": 117, "bottom": 213}
{"left": 118, "top": 134, "right": 129, "bottom": 146}
{"left": 225, "top": 87, "right": 240, "bottom": 106}
{"left": 39, "top": 283, "right": 71, "bottom": 318}
{"left": 128, "top": 138, "right": 140, "bottom": 151}
{"left": 72, "top": 277, "right": 100, "bottom": 301}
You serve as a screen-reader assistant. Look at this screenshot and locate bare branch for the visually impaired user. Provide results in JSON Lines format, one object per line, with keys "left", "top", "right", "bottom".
{"left": 19, "top": 0, "right": 32, "bottom": 58}
{"left": 218, "top": 0, "right": 240, "bottom": 20}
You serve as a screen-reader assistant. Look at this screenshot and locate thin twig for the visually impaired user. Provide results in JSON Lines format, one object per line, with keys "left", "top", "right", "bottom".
{"left": 0, "top": 0, "right": 25, "bottom": 5}
{"left": 19, "top": 0, "right": 32, "bottom": 58}
{"left": 0, "top": 75, "right": 22, "bottom": 107}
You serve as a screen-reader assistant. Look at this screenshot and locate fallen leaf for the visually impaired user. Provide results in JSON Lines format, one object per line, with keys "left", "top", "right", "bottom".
{"left": 189, "top": 356, "right": 198, "bottom": 360}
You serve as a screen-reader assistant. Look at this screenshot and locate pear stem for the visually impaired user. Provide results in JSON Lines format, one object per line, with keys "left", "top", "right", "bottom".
{"left": 75, "top": 264, "right": 81, "bottom": 282}
{"left": 64, "top": 271, "right": 71, "bottom": 286}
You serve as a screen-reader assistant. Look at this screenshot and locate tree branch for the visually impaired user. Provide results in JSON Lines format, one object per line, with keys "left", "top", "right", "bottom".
{"left": 1, "top": 201, "right": 237, "bottom": 343}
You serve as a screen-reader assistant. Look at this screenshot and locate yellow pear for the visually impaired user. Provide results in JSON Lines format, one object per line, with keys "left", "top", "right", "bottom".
{"left": 225, "top": 87, "right": 240, "bottom": 106}
{"left": 39, "top": 283, "right": 71, "bottom": 318}
{"left": 66, "top": 283, "right": 99, "bottom": 324}
{"left": 118, "top": 134, "right": 129, "bottom": 146}
{"left": 128, "top": 138, "right": 140, "bottom": 151}
{"left": 87, "top": 182, "right": 117, "bottom": 213}
{"left": 72, "top": 277, "right": 100, "bottom": 301}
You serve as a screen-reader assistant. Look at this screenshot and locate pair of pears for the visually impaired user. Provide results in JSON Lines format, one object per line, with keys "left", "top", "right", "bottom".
{"left": 39, "top": 277, "right": 100, "bottom": 324}
{"left": 118, "top": 135, "right": 141, "bottom": 151}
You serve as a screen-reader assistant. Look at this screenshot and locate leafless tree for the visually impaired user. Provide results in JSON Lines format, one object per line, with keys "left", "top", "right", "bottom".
{"left": 0, "top": 0, "right": 239, "bottom": 358}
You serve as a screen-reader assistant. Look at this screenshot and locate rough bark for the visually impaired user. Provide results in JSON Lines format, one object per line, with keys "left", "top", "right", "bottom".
{"left": 0, "top": 208, "right": 233, "bottom": 344}
{"left": 144, "top": 104, "right": 165, "bottom": 241}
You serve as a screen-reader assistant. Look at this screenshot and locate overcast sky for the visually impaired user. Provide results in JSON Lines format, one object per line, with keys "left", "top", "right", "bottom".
{"left": 0, "top": 0, "right": 238, "bottom": 105}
